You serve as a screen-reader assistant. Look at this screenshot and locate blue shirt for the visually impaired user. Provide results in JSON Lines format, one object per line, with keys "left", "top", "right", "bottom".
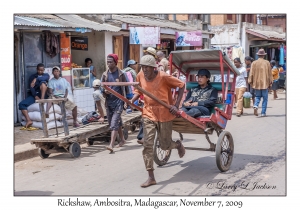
{"left": 48, "top": 77, "right": 70, "bottom": 97}
{"left": 106, "top": 70, "right": 124, "bottom": 108}
{"left": 29, "top": 73, "right": 50, "bottom": 97}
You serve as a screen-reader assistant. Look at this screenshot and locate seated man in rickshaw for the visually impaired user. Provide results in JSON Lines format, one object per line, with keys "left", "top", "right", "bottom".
{"left": 181, "top": 69, "right": 218, "bottom": 117}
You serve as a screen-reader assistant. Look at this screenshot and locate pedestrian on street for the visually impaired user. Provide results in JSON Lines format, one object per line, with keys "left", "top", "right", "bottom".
{"left": 245, "top": 56, "right": 255, "bottom": 106}
{"left": 270, "top": 60, "right": 280, "bottom": 100}
{"left": 248, "top": 49, "right": 273, "bottom": 117}
{"left": 233, "top": 58, "right": 247, "bottom": 117}
{"left": 156, "top": 51, "right": 169, "bottom": 73}
{"left": 128, "top": 55, "right": 186, "bottom": 188}
{"left": 101, "top": 54, "right": 129, "bottom": 152}
{"left": 136, "top": 48, "right": 158, "bottom": 145}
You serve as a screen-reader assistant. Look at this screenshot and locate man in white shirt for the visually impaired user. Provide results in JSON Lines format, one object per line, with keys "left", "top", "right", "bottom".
{"left": 46, "top": 66, "right": 80, "bottom": 127}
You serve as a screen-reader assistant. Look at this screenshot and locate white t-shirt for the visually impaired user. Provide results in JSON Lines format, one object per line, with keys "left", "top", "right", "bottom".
{"left": 48, "top": 77, "right": 70, "bottom": 97}
{"left": 235, "top": 66, "right": 247, "bottom": 88}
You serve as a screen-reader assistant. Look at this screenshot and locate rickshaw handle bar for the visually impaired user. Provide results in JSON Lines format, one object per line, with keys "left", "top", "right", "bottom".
{"left": 101, "top": 82, "right": 140, "bottom": 86}
{"left": 101, "top": 82, "right": 205, "bottom": 130}
{"left": 102, "top": 85, "right": 143, "bottom": 112}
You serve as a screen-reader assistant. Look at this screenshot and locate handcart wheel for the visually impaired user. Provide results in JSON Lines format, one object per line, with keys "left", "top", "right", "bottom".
{"left": 38, "top": 148, "right": 49, "bottom": 159}
{"left": 215, "top": 131, "right": 234, "bottom": 172}
{"left": 86, "top": 138, "right": 94, "bottom": 146}
{"left": 69, "top": 142, "right": 81, "bottom": 158}
{"left": 130, "top": 124, "right": 136, "bottom": 132}
{"left": 123, "top": 126, "right": 129, "bottom": 140}
{"left": 179, "top": 133, "right": 183, "bottom": 141}
{"left": 153, "top": 131, "right": 172, "bottom": 166}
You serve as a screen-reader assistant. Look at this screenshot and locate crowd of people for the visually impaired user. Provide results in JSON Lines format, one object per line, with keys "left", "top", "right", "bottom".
{"left": 18, "top": 47, "right": 286, "bottom": 188}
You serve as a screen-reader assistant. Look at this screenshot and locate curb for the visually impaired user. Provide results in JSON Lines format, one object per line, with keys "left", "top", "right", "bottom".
{"left": 14, "top": 130, "right": 138, "bottom": 163}
{"left": 14, "top": 148, "right": 39, "bottom": 163}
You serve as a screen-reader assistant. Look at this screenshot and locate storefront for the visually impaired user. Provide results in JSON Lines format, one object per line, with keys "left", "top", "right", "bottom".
{"left": 249, "top": 42, "right": 286, "bottom": 63}
{"left": 60, "top": 31, "right": 107, "bottom": 114}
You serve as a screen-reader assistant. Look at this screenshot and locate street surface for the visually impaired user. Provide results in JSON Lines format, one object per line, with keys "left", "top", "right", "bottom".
{"left": 14, "top": 93, "right": 286, "bottom": 196}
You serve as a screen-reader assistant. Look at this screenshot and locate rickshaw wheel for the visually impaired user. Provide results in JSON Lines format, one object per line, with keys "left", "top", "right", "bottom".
{"left": 123, "top": 126, "right": 129, "bottom": 140}
{"left": 130, "top": 124, "right": 136, "bottom": 132}
{"left": 38, "top": 148, "right": 49, "bottom": 159}
{"left": 179, "top": 133, "right": 183, "bottom": 141}
{"left": 153, "top": 131, "right": 172, "bottom": 166}
{"left": 216, "top": 131, "right": 234, "bottom": 172}
{"left": 69, "top": 142, "right": 81, "bottom": 158}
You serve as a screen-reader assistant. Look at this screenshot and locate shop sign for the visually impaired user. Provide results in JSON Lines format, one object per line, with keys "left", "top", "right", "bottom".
{"left": 60, "top": 33, "right": 71, "bottom": 55}
{"left": 130, "top": 27, "right": 160, "bottom": 45}
{"left": 61, "top": 54, "right": 72, "bottom": 70}
{"left": 71, "top": 37, "right": 88, "bottom": 51}
{"left": 60, "top": 33, "right": 72, "bottom": 70}
{"left": 175, "top": 31, "right": 202, "bottom": 47}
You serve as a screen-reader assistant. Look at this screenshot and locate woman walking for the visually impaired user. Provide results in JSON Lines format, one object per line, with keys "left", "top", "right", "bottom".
{"left": 270, "top": 60, "right": 280, "bottom": 99}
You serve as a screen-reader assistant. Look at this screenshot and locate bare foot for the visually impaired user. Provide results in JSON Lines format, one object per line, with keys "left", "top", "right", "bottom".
{"left": 116, "top": 140, "right": 126, "bottom": 148}
{"left": 176, "top": 140, "right": 185, "bottom": 158}
{"left": 25, "top": 121, "right": 33, "bottom": 128}
{"left": 140, "top": 178, "right": 156, "bottom": 188}
{"left": 106, "top": 146, "right": 113, "bottom": 153}
{"left": 137, "top": 139, "right": 144, "bottom": 145}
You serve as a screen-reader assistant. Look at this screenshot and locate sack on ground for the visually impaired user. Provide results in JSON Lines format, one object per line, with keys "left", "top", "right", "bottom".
{"left": 27, "top": 103, "right": 62, "bottom": 114}
{"left": 22, "top": 111, "right": 62, "bottom": 122}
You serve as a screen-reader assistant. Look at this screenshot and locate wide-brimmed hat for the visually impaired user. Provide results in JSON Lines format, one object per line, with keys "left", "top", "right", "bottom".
{"left": 256, "top": 49, "right": 267, "bottom": 55}
{"left": 127, "top": 59, "right": 137, "bottom": 67}
{"left": 143, "top": 47, "right": 157, "bottom": 58}
{"left": 139, "top": 55, "right": 158, "bottom": 68}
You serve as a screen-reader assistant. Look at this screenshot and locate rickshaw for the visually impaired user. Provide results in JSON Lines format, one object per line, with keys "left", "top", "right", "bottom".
{"left": 101, "top": 49, "right": 240, "bottom": 172}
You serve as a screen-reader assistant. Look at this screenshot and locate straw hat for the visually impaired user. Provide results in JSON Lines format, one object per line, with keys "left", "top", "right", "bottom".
{"left": 143, "top": 47, "right": 157, "bottom": 58}
{"left": 256, "top": 49, "right": 267, "bottom": 55}
{"left": 139, "top": 55, "right": 158, "bottom": 68}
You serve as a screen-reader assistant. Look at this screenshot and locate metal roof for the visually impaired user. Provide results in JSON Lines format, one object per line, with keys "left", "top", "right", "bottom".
{"left": 112, "top": 15, "right": 198, "bottom": 31}
{"left": 170, "top": 49, "right": 240, "bottom": 75}
{"left": 246, "top": 28, "right": 286, "bottom": 41}
{"left": 14, "top": 15, "right": 121, "bottom": 32}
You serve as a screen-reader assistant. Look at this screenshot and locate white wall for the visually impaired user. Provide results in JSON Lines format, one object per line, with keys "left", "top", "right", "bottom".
{"left": 210, "top": 24, "right": 240, "bottom": 47}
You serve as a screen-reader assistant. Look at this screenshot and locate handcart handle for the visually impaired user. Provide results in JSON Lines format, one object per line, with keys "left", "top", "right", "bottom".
{"left": 101, "top": 82, "right": 140, "bottom": 86}
{"left": 134, "top": 85, "right": 206, "bottom": 130}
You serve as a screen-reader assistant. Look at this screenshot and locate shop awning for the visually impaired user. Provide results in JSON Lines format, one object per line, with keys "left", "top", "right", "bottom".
{"left": 246, "top": 29, "right": 286, "bottom": 41}
{"left": 14, "top": 15, "right": 121, "bottom": 32}
{"left": 249, "top": 43, "right": 282, "bottom": 48}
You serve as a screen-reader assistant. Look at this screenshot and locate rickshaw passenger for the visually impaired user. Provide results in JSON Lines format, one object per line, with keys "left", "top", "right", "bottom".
{"left": 181, "top": 69, "right": 218, "bottom": 118}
